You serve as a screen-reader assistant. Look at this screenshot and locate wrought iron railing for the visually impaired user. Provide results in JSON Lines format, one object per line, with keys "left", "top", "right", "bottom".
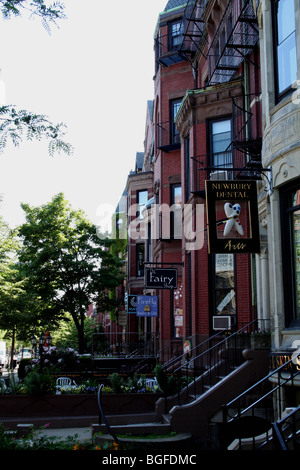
{"left": 207, "top": 0, "right": 259, "bottom": 85}
{"left": 272, "top": 406, "right": 300, "bottom": 450}
{"left": 156, "top": 121, "right": 181, "bottom": 151}
{"left": 97, "top": 384, "right": 121, "bottom": 446}
{"left": 220, "top": 353, "right": 300, "bottom": 450}
{"left": 231, "top": 92, "right": 262, "bottom": 156}
{"left": 159, "top": 319, "right": 270, "bottom": 411}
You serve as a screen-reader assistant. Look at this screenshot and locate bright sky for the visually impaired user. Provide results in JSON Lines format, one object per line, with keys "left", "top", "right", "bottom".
{"left": 0, "top": 0, "right": 167, "bottom": 230}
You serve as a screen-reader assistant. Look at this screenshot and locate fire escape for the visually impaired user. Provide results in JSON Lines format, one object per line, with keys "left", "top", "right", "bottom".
{"left": 182, "top": 0, "right": 264, "bottom": 191}
{"left": 206, "top": 0, "right": 259, "bottom": 86}
{"left": 155, "top": 0, "right": 264, "bottom": 187}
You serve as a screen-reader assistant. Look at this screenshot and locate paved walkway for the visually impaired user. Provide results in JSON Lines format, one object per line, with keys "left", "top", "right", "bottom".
{"left": 35, "top": 426, "right": 93, "bottom": 443}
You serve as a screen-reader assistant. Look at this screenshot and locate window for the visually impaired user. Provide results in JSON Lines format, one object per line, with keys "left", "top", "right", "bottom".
{"left": 169, "top": 20, "right": 183, "bottom": 50}
{"left": 170, "top": 99, "right": 182, "bottom": 145}
{"left": 136, "top": 244, "right": 145, "bottom": 277}
{"left": 281, "top": 184, "right": 300, "bottom": 327}
{"left": 137, "top": 190, "right": 148, "bottom": 219}
{"left": 173, "top": 280, "right": 183, "bottom": 338}
{"left": 214, "top": 253, "right": 236, "bottom": 318}
{"left": 274, "top": 0, "right": 297, "bottom": 98}
{"left": 210, "top": 118, "right": 232, "bottom": 175}
{"left": 170, "top": 183, "right": 182, "bottom": 239}
{"left": 184, "top": 136, "right": 191, "bottom": 202}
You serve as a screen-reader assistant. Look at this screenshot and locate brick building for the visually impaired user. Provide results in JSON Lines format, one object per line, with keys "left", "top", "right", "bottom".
{"left": 106, "top": 0, "right": 300, "bottom": 447}
{"left": 117, "top": 0, "right": 262, "bottom": 361}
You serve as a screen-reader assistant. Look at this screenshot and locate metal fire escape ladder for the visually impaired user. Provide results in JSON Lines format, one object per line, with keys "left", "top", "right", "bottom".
{"left": 156, "top": 0, "right": 208, "bottom": 69}
{"left": 207, "top": 0, "right": 259, "bottom": 85}
{"left": 179, "top": 0, "right": 208, "bottom": 60}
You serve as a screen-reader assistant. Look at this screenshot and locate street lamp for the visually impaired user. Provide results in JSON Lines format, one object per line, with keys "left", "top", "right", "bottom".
{"left": 30, "top": 332, "right": 52, "bottom": 371}
{"left": 30, "top": 335, "right": 37, "bottom": 358}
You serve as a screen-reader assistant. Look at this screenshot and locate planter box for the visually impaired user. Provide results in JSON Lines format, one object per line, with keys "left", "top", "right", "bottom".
{"left": 0, "top": 393, "right": 160, "bottom": 420}
{"left": 250, "top": 335, "right": 271, "bottom": 350}
{"left": 225, "top": 334, "right": 251, "bottom": 350}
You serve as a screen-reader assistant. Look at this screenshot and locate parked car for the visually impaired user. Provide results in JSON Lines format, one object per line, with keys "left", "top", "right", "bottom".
{"left": 17, "top": 349, "right": 32, "bottom": 362}
{"left": 0, "top": 341, "right": 6, "bottom": 368}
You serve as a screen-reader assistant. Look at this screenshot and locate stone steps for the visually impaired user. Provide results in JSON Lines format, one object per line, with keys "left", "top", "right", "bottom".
{"left": 94, "top": 411, "right": 171, "bottom": 436}
{"left": 94, "top": 421, "right": 171, "bottom": 436}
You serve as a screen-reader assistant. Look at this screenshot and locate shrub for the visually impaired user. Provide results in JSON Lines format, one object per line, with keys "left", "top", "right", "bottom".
{"left": 23, "top": 369, "right": 55, "bottom": 396}
{"left": 154, "top": 364, "right": 185, "bottom": 396}
{"left": 108, "top": 373, "right": 149, "bottom": 394}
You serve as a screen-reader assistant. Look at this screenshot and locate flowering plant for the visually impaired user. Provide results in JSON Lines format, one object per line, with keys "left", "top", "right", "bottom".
{"left": 31, "top": 346, "right": 80, "bottom": 372}
{"left": 250, "top": 329, "right": 271, "bottom": 336}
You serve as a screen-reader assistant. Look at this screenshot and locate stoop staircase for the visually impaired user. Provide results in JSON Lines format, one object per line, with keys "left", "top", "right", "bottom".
{"left": 93, "top": 320, "right": 271, "bottom": 447}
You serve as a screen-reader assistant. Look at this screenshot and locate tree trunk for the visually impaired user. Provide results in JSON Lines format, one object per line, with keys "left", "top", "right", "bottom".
{"left": 10, "top": 326, "right": 15, "bottom": 369}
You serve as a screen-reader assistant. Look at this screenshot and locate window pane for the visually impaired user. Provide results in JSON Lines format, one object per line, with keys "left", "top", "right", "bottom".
{"left": 212, "top": 119, "right": 232, "bottom": 170}
{"left": 292, "top": 190, "right": 300, "bottom": 207}
{"left": 276, "top": 0, "right": 297, "bottom": 93}
{"left": 277, "top": 0, "right": 295, "bottom": 44}
{"left": 173, "top": 185, "right": 182, "bottom": 205}
{"left": 171, "top": 21, "right": 183, "bottom": 48}
{"left": 215, "top": 254, "right": 236, "bottom": 316}
{"left": 277, "top": 35, "right": 297, "bottom": 93}
{"left": 212, "top": 120, "right": 231, "bottom": 152}
{"left": 173, "top": 280, "right": 183, "bottom": 338}
{"left": 292, "top": 209, "right": 300, "bottom": 320}
{"left": 137, "top": 190, "right": 148, "bottom": 218}
{"left": 136, "top": 244, "right": 145, "bottom": 277}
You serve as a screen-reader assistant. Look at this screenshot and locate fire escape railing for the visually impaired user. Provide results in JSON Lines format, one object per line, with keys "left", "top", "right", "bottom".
{"left": 155, "top": 0, "right": 208, "bottom": 68}
{"left": 156, "top": 121, "right": 181, "bottom": 152}
{"left": 180, "top": 0, "right": 208, "bottom": 57}
{"left": 207, "top": 0, "right": 259, "bottom": 85}
{"left": 191, "top": 90, "right": 262, "bottom": 192}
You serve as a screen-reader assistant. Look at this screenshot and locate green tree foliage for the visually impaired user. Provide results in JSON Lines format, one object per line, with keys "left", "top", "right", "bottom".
{"left": 0, "top": 208, "right": 27, "bottom": 365}
{"left": 0, "top": 106, "right": 73, "bottom": 156}
{"left": 18, "top": 193, "right": 125, "bottom": 353}
{"left": 0, "top": 0, "right": 66, "bottom": 32}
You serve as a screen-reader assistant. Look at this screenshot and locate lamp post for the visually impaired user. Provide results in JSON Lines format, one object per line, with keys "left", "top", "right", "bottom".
{"left": 30, "top": 335, "right": 37, "bottom": 358}
{"left": 30, "top": 332, "right": 52, "bottom": 371}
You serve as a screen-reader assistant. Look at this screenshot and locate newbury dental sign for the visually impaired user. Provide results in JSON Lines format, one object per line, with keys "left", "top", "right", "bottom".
{"left": 205, "top": 179, "right": 260, "bottom": 254}
{"left": 145, "top": 268, "right": 178, "bottom": 289}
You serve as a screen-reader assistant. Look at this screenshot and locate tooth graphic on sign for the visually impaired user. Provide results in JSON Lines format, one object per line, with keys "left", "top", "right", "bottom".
{"left": 223, "top": 202, "right": 244, "bottom": 237}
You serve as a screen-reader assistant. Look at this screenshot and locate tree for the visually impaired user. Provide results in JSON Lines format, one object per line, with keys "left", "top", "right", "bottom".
{"left": 0, "top": 106, "right": 73, "bottom": 156}
{"left": 0, "top": 1, "right": 73, "bottom": 155}
{"left": 0, "top": 208, "right": 26, "bottom": 366}
{"left": 18, "top": 193, "right": 125, "bottom": 353}
{"left": 0, "top": 1, "right": 66, "bottom": 32}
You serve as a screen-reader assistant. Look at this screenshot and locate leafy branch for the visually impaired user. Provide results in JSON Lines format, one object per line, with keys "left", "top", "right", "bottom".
{"left": 0, "top": 105, "right": 73, "bottom": 155}
{"left": 0, "top": 0, "right": 66, "bottom": 33}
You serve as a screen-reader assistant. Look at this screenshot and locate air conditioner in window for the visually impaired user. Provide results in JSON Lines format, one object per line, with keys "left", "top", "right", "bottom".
{"left": 212, "top": 315, "right": 232, "bottom": 331}
{"left": 210, "top": 171, "right": 228, "bottom": 180}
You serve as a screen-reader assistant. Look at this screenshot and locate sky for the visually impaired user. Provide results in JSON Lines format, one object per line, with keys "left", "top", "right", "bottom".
{"left": 0, "top": 0, "right": 167, "bottom": 231}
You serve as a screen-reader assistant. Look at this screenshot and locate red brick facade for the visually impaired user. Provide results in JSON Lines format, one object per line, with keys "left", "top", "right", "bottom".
{"left": 118, "top": 1, "right": 262, "bottom": 362}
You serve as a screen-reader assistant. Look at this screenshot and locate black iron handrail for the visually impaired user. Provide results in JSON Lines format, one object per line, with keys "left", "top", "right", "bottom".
{"left": 221, "top": 353, "right": 300, "bottom": 449}
{"left": 161, "top": 319, "right": 270, "bottom": 410}
{"left": 97, "top": 384, "right": 120, "bottom": 447}
{"left": 162, "top": 328, "right": 226, "bottom": 371}
{"left": 272, "top": 406, "right": 300, "bottom": 450}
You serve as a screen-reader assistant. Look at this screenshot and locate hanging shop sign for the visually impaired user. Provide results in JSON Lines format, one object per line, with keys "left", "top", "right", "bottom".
{"left": 117, "top": 311, "right": 128, "bottom": 326}
{"left": 183, "top": 339, "right": 192, "bottom": 360}
{"left": 127, "top": 295, "right": 137, "bottom": 314}
{"left": 136, "top": 295, "right": 158, "bottom": 317}
{"left": 205, "top": 180, "right": 260, "bottom": 254}
{"left": 145, "top": 268, "right": 178, "bottom": 289}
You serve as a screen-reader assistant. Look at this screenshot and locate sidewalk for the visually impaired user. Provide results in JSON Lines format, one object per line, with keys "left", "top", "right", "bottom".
{"left": 35, "top": 426, "right": 93, "bottom": 443}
